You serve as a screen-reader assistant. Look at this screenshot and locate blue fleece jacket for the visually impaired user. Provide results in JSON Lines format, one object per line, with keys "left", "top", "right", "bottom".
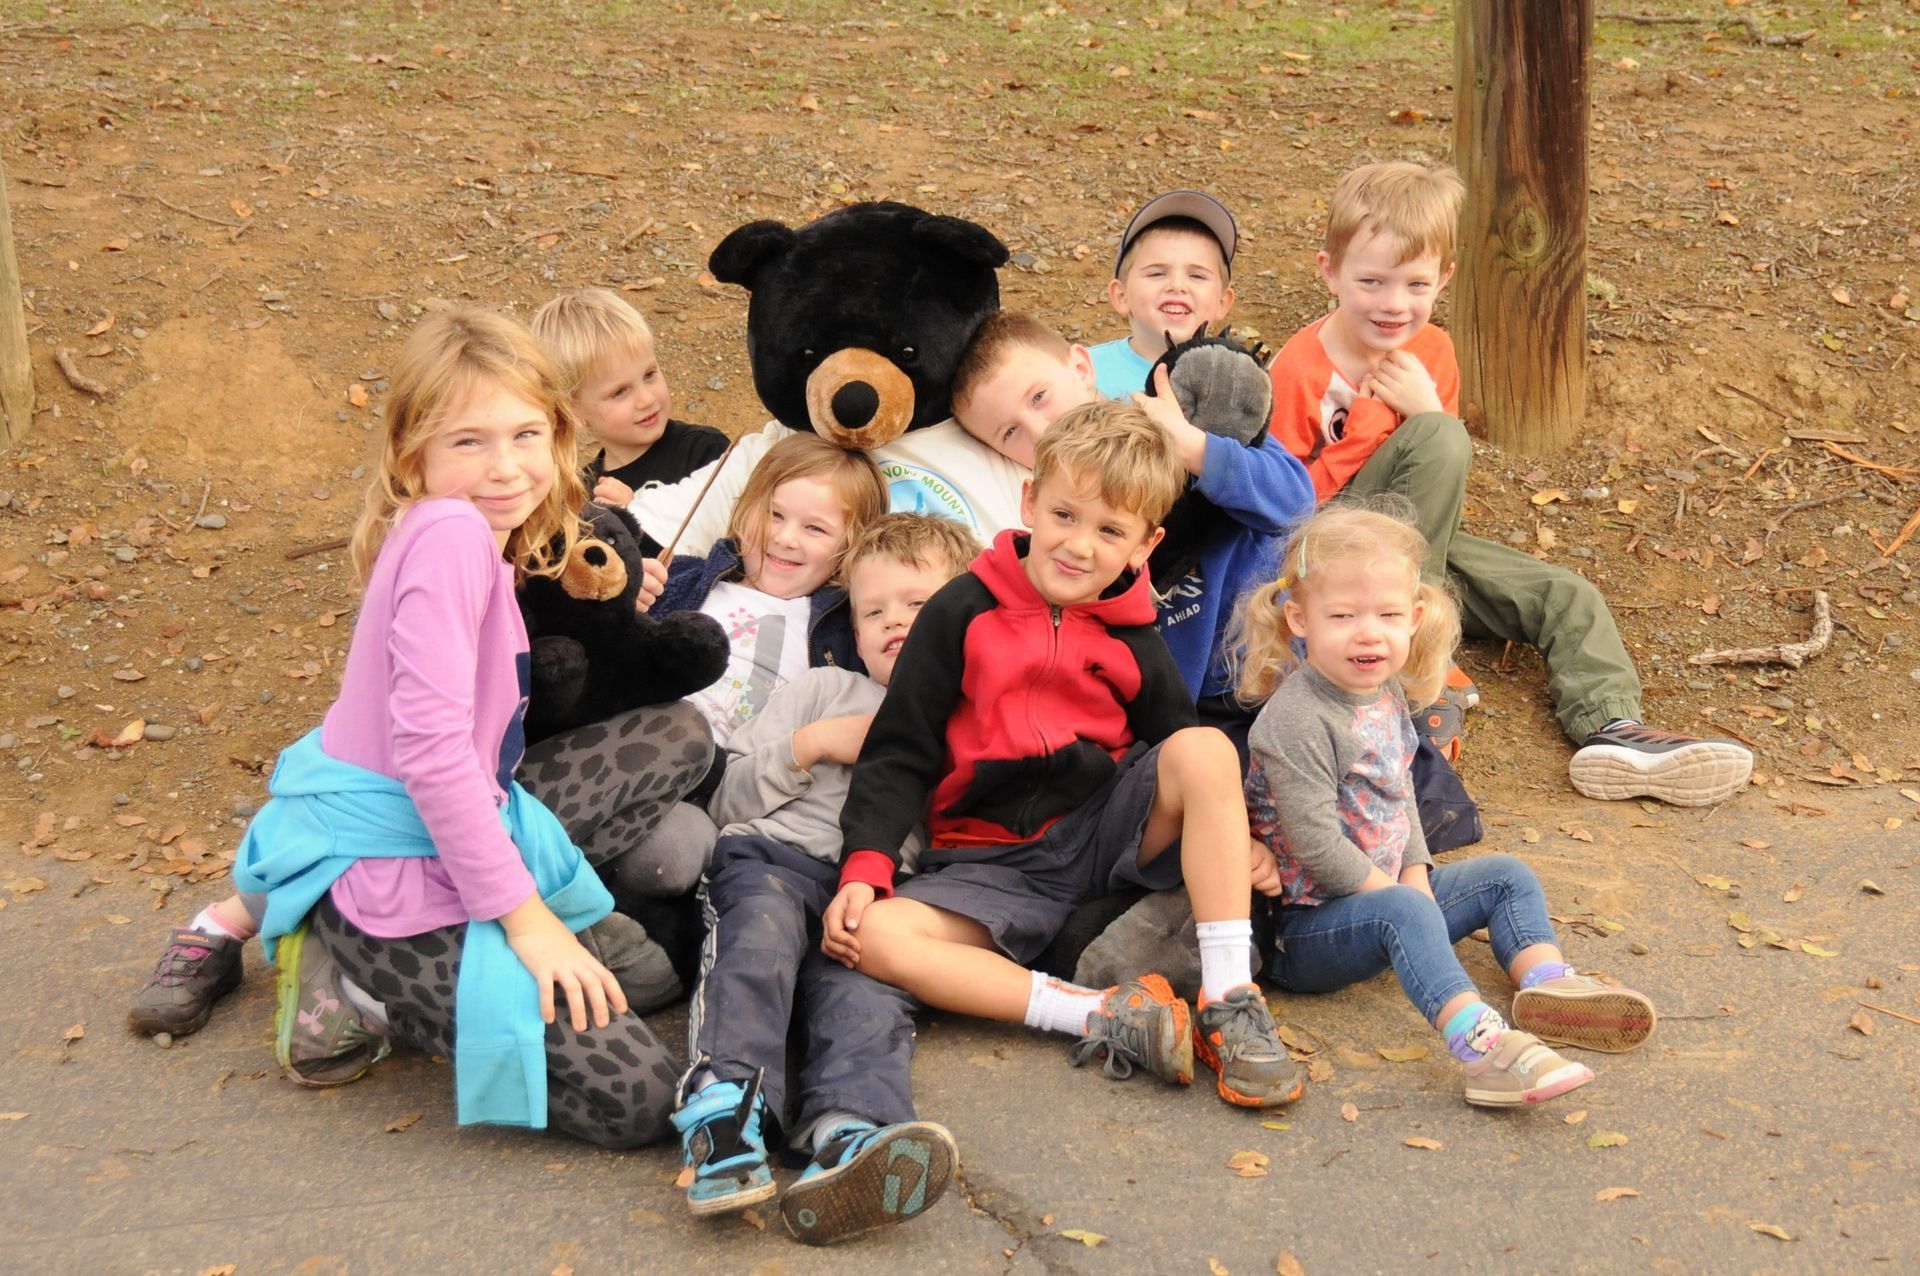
{"left": 234, "top": 729, "right": 613, "bottom": 1130}
{"left": 1157, "top": 432, "right": 1314, "bottom": 700}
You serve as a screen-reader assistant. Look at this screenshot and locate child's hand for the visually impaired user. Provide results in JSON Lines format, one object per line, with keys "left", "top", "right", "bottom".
{"left": 792, "top": 714, "right": 874, "bottom": 770}
{"left": 1367, "top": 351, "right": 1444, "bottom": 420}
{"left": 1248, "top": 838, "right": 1284, "bottom": 897}
{"left": 593, "top": 475, "right": 636, "bottom": 508}
{"left": 632, "top": 557, "right": 667, "bottom": 614}
{"left": 1131, "top": 365, "right": 1208, "bottom": 476}
{"left": 500, "top": 896, "right": 629, "bottom": 1032}
{"left": 822, "top": 882, "right": 876, "bottom": 968}
{"left": 1397, "top": 862, "right": 1436, "bottom": 901}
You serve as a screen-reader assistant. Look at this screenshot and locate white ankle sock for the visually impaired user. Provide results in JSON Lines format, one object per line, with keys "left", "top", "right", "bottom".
{"left": 189, "top": 905, "right": 246, "bottom": 942}
{"left": 337, "top": 973, "right": 389, "bottom": 1031}
{"left": 805, "top": 1109, "right": 869, "bottom": 1152}
{"left": 1023, "top": 970, "right": 1107, "bottom": 1036}
{"left": 1196, "top": 919, "right": 1255, "bottom": 1003}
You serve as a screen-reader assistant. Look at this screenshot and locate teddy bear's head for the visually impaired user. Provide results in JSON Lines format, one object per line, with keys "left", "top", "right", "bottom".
{"left": 557, "top": 532, "right": 628, "bottom": 603}
{"left": 709, "top": 201, "right": 1009, "bottom": 452}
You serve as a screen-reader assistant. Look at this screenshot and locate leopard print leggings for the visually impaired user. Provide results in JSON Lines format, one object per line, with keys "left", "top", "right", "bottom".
{"left": 308, "top": 896, "right": 680, "bottom": 1148}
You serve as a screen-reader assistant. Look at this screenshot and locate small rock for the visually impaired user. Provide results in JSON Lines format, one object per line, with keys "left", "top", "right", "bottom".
{"left": 258, "top": 690, "right": 274, "bottom": 704}
{"left": 1767, "top": 695, "right": 1795, "bottom": 711}
{"left": 153, "top": 1032, "right": 174, "bottom": 1049}
{"left": 311, "top": 487, "right": 330, "bottom": 501}
{"left": 113, "top": 546, "right": 137, "bottom": 563}
{"left": 1909, "top": 668, "right": 1920, "bottom": 683}
{"left": 196, "top": 514, "right": 228, "bottom": 530}
{"left": 57, "top": 685, "right": 76, "bottom": 700}
{"left": 142, "top": 724, "right": 177, "bottom": 742}
{"left": 0, "top": 733, "right": 16, "bottom": 749}
{"left": 240, "top": 603, "right": 261, "bottom": 615}
{"left": 1883, "top": 634, "right": 1901, "bottom": 650}
{"left": 1687, "top": 680, "right": 1714, "bottom": 691}
{"left": 1505, "top": 529, "right": 1528, "bottom": 546}
{"left": 1570, "top": 546, "right": 1593, "bottom": 559}
{"left": 376, "top": 301, "right": 400, "bottom": 321}
{"left": 233, "top": 799, "right": 261, "bottom": 818}
{"left": 184, "top": 657, "right": 203, "bottom": 672}
{"left": 113, "top": 792, "right": 130, "bottom": 805}
{"left": 1629, "top": 942, "right": 1650, "bottom": 956}
{"left": 1008, "top": 250, "right": 1038, "bottom": 268}
{"left": 1580, "top": 486, "right": 1609, "bottom": 501}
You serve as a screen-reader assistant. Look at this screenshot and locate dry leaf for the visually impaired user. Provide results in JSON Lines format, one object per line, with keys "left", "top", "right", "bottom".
{"left": 1376, "top": 1044, "right": 1429, "bottom": 1063}
{"left": 385, "top": 1112, "right": 423, "bottom": 1133}
{"left": 1595, "top": 1186, "right": 1641, "bottom": 1202}
{"left": 1831, "top": 286, "right": 1853, "bottom": 306}
{"left": 1586, "top": 1130, "right": 1629, "bottom": 1148}
{"left": 1563, "top": 1109, "right": 1589, "bottom": 1125}
{"left": 1521, "top": 827, "right": 1540, "bottom": 843}
{"left": 1783, "top": 883, "right": 1805, "bottom": 903}
{"left": 1747, "top": 1222, "right": 1795, "bottom": 1242}
{"left": 103, "top": 237, "right": 131, "bottom": 252}
{"left": 1738, "top": 838, "right": 1771, "bottom": 849}
{"left": 0, "top": 1112, "right": 28, "bottom": 1121}
{"left": 87, "top": 312, "right": 116, "bottom": 337}
{"left": 1227, "top": 1149, "right": 1271, "bottom": 1178}
{"left": 347, "top": 383, "right": 369, "bottom": 409}
{"left": 1276, "top": 1252, "right": 1307, "bottom": 1276}
{"left": 1059, "top": 1229, "right": 1107, "bottom": 1248}
{"left": 1697, "top": 875, "right": 1736, "bottom": 892}
{"left": 1802, "top": 942, "right": 1840, "bottom": 958}
{"left": 1340, "top": 1102, "right": 1358, "bottom": 1123}
{"left": 797, "top": 92, "right": 821, "bottom": 112}
{"left": 196, "top": 1267, "right": 237, "bottom": 1276}
{"left": 673, "top": 1165, "right": 695, "bottom": 1188}
{"left": 1530, "top": 488, "right": 1568, "bottom": 506}
{"left": 1209, "top": 1260, "right": 1232, "bottom": 1276}
{"left": 1306, "top": 1058, "right": 1334, "bottom": 1083}
{"left": 1403, "top": 1136, "right": 1443, "bottom": 1150}
{"left": 1860, "top": 879, "right": 1885, "bottom": 895}
{"left": 104, "top": 914, "right": 130, "bottom": 925}
{"left": 739, "top": 1208, "right": 766, "bottom": 1232}
{"left": 112, "top": 719, "right": 146, "bottom": 747}
{"left": 61, "top": 1022, "right": 85, "bottom": 1044}
{"left": 1848, "top": 1009, "right": 1875, "bottom": 1036}
{"left": 1616, "top": 498, "right": 1639, "bottom": 514}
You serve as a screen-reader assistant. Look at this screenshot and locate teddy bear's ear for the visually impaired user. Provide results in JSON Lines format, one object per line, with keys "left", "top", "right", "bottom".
{"left": 913, "top": 215, "right": 1010, "bottom": 269}
{"left": 709, "top": 220, "right": 796, "bottom": 289}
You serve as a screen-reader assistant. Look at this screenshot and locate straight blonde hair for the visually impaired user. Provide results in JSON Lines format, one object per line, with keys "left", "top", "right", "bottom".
{"left": 1031, "top": 400, "right": 1186, "bottom": 528}
{"left": 351, "top": 305, "right": 586, "bottom": 583}
{"left": 844, "top": 512, "right": 981, "bottom": 584}
{"left": 725, "top": 434, "right": 888, "bottom": 585}
{"left": 1324, "top": 160, "right": 1466, "bottom": 272}
{"left": 1233, "top": 502, "right": 1460, "bottom": 709}
{"left": 529, "top": 286, "right": 655, "bottom": 396}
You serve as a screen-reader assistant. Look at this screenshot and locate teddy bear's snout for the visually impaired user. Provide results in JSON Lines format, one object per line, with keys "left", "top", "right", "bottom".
{"left": 805, "top": 348, "right": 914, "bottom": 451}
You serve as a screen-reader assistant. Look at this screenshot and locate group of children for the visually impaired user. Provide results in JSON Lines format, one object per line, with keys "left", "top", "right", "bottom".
{"left": 127, "top": 159, "right": 1748, "bottom": 1247}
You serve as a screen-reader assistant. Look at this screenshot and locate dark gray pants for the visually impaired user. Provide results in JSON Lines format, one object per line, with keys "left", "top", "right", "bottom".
{"left": 688, "top": 833, "right": 919, "bottom": 1141}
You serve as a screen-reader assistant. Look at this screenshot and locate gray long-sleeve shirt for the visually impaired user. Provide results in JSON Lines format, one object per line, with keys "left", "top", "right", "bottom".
{"left": 1245, "top": 663, "right": 1430, "bottom": 905}
{"left": 709, "top": 666, "right": 924, "bottom": 872}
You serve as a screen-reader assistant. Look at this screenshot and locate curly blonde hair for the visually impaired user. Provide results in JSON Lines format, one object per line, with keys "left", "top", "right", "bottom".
{"left": 351, "top": 305, "right": 586, "bottom": 583}
{"left": 1233, "top": 501, "right": 1460, "bottom": 708}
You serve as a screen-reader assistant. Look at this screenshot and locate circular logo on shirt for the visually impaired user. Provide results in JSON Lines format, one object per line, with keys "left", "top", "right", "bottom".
{"left": 880, "top": 459, "right": 977, "bottom": 528}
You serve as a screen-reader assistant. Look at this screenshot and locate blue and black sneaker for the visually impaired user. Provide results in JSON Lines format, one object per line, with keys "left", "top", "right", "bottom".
{"left": 670, "top": 1070, "right": 776, "bottom": 1217}
{"left": 780, "top": 1119, "right": 959, "bottom": 1246}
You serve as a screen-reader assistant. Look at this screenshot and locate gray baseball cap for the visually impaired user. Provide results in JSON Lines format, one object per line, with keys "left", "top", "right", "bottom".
{"left": 1115, "top": 190, "right": 1238, "bottom": 277}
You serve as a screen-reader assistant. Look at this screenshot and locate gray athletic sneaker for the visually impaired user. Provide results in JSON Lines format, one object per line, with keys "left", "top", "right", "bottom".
{"left": 1569, "top": 721, "right": 1751, "bottom": 806}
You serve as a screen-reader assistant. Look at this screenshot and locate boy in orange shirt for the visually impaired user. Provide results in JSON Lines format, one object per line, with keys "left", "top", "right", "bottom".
{"left": 1268, "top": 161, "right": 1750, "bottom": 807}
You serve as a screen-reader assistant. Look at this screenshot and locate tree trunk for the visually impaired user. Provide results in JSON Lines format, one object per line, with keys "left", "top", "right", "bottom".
{"left": 1453, "top": 0, "right": 1591, "bottom": 455}
{"left": 0, "top": 158, "right": 33, "bottom": 451}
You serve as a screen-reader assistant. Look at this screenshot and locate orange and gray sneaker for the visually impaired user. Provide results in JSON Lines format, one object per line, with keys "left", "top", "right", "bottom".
{"left": 1192, "top": 985, "right": 1303, "bottom": 1108}
{"left": 1418, "top": 665, "right": 1480, "bottom": 762}
{"left": 1511, "top": 973, "right": 1656, "bottom": 1053}
{"left": 1069, "top": 973, "right": 1193, "bottom": 1085}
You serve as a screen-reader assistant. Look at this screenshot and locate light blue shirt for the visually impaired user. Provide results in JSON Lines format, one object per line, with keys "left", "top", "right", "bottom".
{"left": 1088, "top": 337, "right": 1157, "bottom": 401}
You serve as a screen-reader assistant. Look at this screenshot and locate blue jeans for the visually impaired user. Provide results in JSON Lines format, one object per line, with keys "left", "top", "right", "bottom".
{"left": 1268, "top": 854, "right": 1557, "bottom": 1024}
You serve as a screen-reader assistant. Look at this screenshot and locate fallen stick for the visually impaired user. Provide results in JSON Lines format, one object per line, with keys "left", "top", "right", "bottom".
{"left": 1858, "top": 1000, "right": 1920, "bottom": 1028}
{"left": 284, "top": 535, "right": 349, "bottom": 561}
{"left": 1688, "top": 589, "right": 1831, "bottom": 669}
{"left": 658, "top": 436, "right": 743, "bottom": 566}
{"left": 1819, "top": 440, "right": 1918, "bottom": 480}
{"left": 54, "top": 348, "right": 111, "bottom": 397}
{"left": 1597, "top": 12, "right": 1815, "bottom": 46}
{"left": 1872, "top": 500, "right": 1920, "bottom": 559}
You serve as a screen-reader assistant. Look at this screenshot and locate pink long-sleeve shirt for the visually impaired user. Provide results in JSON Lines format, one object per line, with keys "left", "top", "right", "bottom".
{"left": 321, "top": 498, "right": 538, "bottom": 936}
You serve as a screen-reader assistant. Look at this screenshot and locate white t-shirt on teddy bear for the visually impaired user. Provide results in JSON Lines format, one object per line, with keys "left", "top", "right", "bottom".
{"left": 630, "top": 419, "right": 1029, "bottom": 559}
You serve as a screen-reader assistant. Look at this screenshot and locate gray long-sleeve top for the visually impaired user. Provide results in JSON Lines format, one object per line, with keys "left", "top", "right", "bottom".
{"left": 709, "top": 665, "right": 924, "bottom": 872}
{"left": 1244, "top": 663, "right": 1430, "bottom": 905}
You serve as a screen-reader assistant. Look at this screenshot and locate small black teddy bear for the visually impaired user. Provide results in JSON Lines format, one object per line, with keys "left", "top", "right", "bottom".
{"left": 1142, "top": 326, "right": 1275, "bottom": 596}
{"left": 518, "top": 503, "right": 729, "bottom": 745}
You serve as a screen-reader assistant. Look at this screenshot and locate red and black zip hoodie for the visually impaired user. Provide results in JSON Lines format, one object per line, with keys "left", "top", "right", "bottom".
{"left": 838, "top": 528, "right": 1197, "bottom": 896}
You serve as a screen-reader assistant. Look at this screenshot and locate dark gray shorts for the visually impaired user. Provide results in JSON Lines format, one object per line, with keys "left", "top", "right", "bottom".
{"left": 896, "top": 742, "right": 1185, "bottom": 966}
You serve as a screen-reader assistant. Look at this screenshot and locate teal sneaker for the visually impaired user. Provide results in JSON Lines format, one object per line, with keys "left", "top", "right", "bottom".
{"left": 272, "top": 920, "right": 390, "bottom": 1089}
{"left": 671, "top": 1073, "right": 776, "bottom": 1217}
{"left": 780, "top": 1120, "right": 958, "bottom": 1246}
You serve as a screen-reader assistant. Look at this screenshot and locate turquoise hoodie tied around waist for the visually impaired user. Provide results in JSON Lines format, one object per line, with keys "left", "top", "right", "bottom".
{"left": 233, "top": 729, "right": 613, "bottom": 1130}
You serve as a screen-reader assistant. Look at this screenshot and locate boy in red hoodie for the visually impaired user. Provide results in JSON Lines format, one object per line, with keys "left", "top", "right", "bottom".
{"left": 823, "top": 400, "right": 1301, "bottom": 1111}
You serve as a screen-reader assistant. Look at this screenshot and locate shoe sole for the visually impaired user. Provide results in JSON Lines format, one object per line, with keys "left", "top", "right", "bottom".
{"left": 687, "top": 1174, "right": 777, "bottom": 1218}
{"left": 1569, "top": 741, "right": 1752, "bottom": 806}
{"left": 272, "top": 925, "right": 384, "bottom": 1089}
{"left": 1512, "top": 988, "right": 1656, "bottom": 1053}
{"left": 1465, "top": 1060, "right": 1593, "bottom": 1108}
{"left": 1156, "top": 993, "right": 1196, "bottom": 1086}
{"left": 781, "top": 1122, "right": 958, "bottom": 1247}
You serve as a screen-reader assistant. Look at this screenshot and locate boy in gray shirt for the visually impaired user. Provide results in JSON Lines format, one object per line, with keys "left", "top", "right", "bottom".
{"left": 672, "top": 514, "right": 978, "bottom": 1246}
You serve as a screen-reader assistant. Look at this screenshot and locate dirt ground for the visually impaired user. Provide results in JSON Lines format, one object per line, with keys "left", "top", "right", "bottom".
{"left": 1, "top": 0, "right": 1917, "bottom": 1258}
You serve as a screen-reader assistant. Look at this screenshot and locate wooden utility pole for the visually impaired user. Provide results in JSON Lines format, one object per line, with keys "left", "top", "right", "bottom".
{"left": 1, "top": 158, "right": 32, "bottom": 451}
{"left": 1453, "top": 0, "right": 1592, "bottom": 454}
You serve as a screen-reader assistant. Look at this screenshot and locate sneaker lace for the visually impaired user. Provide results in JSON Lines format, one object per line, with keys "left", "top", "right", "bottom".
{"left": 152, "top": 940, "right": 214, "bottom": 988}
{"left": 1208, "top": 994, "right": 1281, "bottom": 1061}
{"left": 1069, "top": 1019, "right": 1147, "bottom": 1080}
